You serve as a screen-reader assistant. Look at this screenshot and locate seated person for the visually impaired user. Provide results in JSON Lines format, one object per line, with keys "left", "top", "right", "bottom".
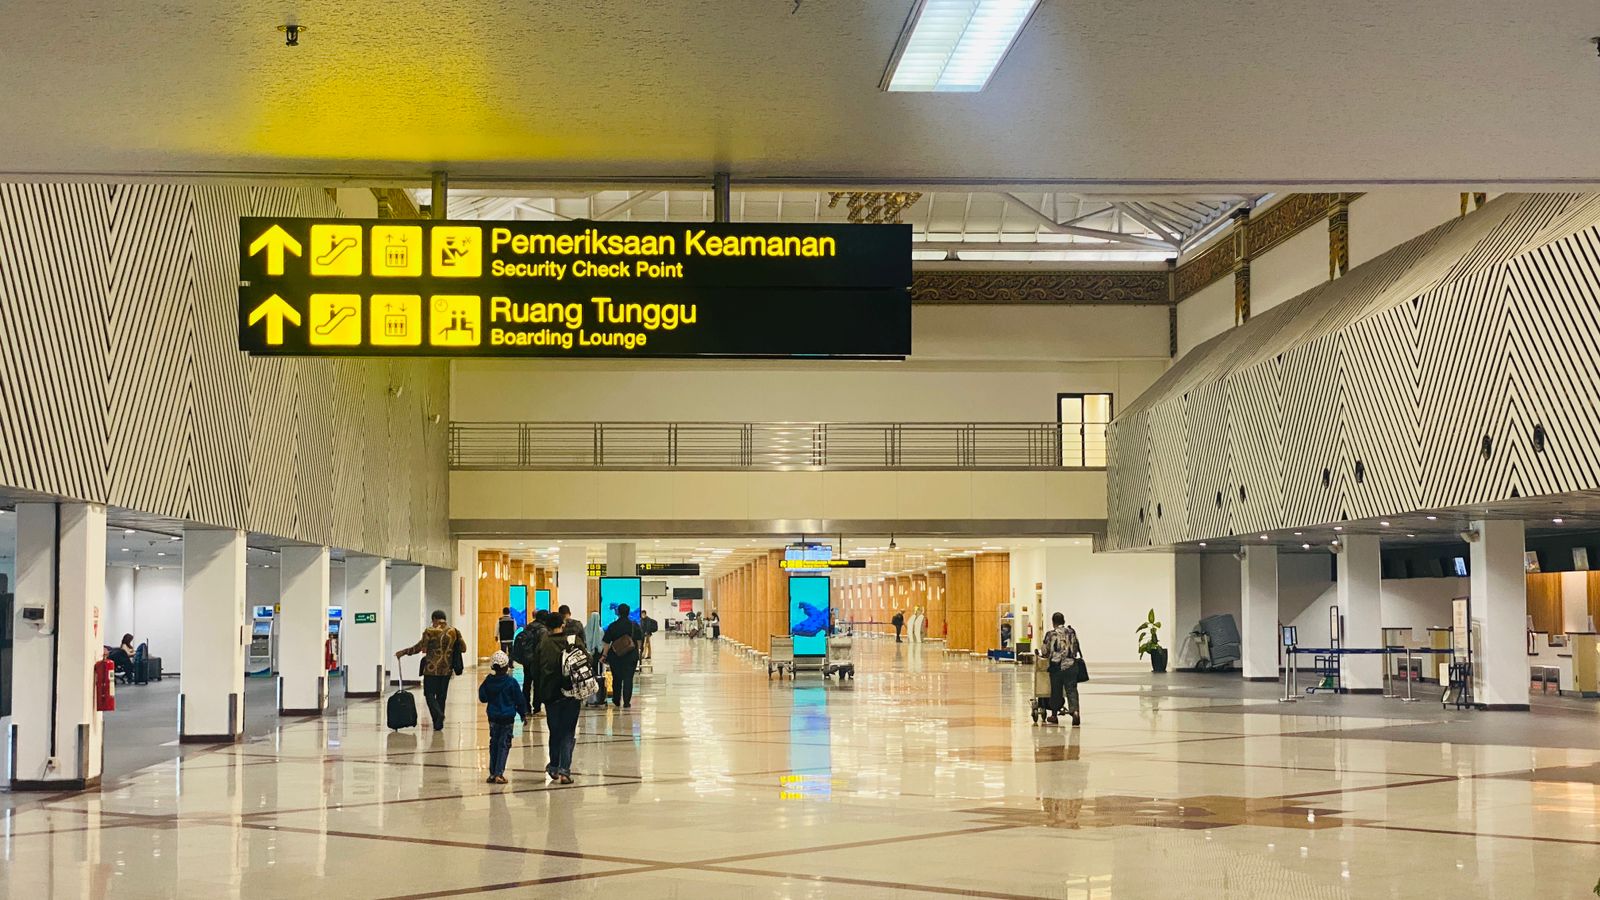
{"left": 108, "top": 633, "right": 135, "bottom": 678}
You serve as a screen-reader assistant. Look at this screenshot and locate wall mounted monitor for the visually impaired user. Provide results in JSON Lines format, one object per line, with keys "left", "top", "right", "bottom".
{"left": 507, "top": 585, "right": 528, "bottom": 629}
{"left": 600, "top": 577, "right": 643, "bottom": 622}
{"left": 534, "top": 588, "right": 552, "bottom": 612}
{"left": 788, "top": 576, "right": 830, "bottom": 657}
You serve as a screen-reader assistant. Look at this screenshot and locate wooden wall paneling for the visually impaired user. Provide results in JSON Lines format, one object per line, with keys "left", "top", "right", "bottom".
{"left": 477, "top": 550, "right": 507, "bottom": 658}
{"left": 973, "top": 553, "right": 1010, "bottom": 655}
{"left": 1588, "top": 571, "right": 1600, "bottom": 630}
{"left": 1525, "top": 573, "right": 1563, "bottom": 635}
{"left": 912, "top": 574, "right": 928, "bottom": 639}
{"left": 926, "top": 571, "right": 947, "bottom": 641}
{"left": 946, "top": 558, "right": 974, "bottom": 651}
{"left": 767, "top": 549, "right": 787, "bottom": 656}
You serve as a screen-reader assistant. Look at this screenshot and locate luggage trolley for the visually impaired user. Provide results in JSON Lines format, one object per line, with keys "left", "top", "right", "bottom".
{"left": 824, "top": 633, "right": 856, "bottom": 680}
{"left": 1028, "top": 654, "right": 1055, "bottom": 724}
{"left": 768, "top": 635, "right": 796, "bottom": 680}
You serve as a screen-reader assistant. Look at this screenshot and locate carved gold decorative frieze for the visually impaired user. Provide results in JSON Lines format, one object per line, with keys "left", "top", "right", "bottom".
{"left": 827, "top": 191, "right": 923, "bottom": 224}
{"left": 911, "top": 269, "right": 1168, "bottom": 305}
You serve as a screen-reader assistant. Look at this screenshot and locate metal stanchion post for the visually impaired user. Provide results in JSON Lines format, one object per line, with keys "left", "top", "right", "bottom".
{"left": 1401, "top": 647, "right": 1419, "bottom": 702}
{"left": 1383, "top": 647, "right": 1398, "bottom": 698}
{"left": 1279, "top": 645, "right": 1298, "bottom": 702}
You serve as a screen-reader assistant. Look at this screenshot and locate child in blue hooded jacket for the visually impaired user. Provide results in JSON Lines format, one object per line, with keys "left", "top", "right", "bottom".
{"left": 478, "top": 651, "right": 530, "bottom": 784}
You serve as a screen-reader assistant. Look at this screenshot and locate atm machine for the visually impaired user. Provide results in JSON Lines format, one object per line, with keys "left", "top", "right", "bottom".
{"left": 247, "top": 606, "right": 275, "bottom": 676}
{"left": 327, "top": 606, "right": 343, "bottom": 671}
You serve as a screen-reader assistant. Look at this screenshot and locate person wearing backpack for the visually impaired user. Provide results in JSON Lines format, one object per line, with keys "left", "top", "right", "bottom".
{"left": 1040, "top": 612, "right": 1084, "bottom": 727}
{"left": 512, "top": 612, "right": 550, "bottom": 720}
{"left": 478, "top": 651, "right": 529, "bottom": 784}
{"left": 536, "top": 618, "right": 595, "bottom": 783}
{"left": 602, "top": 604, "right": 644, "bottom": 709}
{"left": 639, "top": 610, "right": 658, "bottom": 660}
{"left": 395, "top": 610, "right": 467, "bottom": 730}
{"left": 892, "top": 609, "right": 905, "bottom": 642}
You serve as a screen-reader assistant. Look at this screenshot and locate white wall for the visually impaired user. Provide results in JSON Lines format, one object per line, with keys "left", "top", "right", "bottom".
{"left": 1251, "top": 220, "right": 1329, "bottom": 316}
{"left": 1032, "top": 545, "right": 1176, "bottom": 666}
{"left": 452, "top": 304, "right": 1170, "bottom": 425}
{"left": 1348, "top": 190, "right": 1466, "bottom": 267}
{"left": 102, "top": 568, "right": 184, "bottom": 672}
{"left": 1175, "top": 277, "right": 1234, "bottom": 358}
{"left": 1175, "top": 189, "right": 1468, "bottom": 361}
{"left": 1198, "top": 550, "right": 1461, "bottom": 649}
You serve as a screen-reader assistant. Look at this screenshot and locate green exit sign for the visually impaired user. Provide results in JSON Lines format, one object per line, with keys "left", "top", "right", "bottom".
{"left": 353, "top": 612, "right": 377, "bottom": 624}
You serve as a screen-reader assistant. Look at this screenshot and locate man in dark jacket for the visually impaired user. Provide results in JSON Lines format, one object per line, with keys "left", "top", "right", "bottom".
{"left": 496, "top": 607, "right": 517, "bottom": 656}
{"left": 511, "top": 612, "right": 550, "bottom": 719}
{"left": 892, "top": 609, "right": 905, "bottom": 642}
{"left": 535, "top": 619, "right": 586, "bottom": 783}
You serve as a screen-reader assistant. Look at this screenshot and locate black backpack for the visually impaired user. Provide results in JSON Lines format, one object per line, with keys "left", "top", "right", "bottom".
{"left": 512, "top": 624, "right": 545, "bottom": 667}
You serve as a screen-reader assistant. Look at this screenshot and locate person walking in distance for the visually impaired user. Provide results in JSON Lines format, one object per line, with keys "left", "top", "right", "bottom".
{"left": 892, "top": 609, "right": 905, "bottom": 643}
{"left": 1040, "top": 612, "right": 1084, "bottom": 726}
{"left": 602, "top": 604, "right": 645, "bottom": 709}
{"left": 536, "top": 618, "right": 595, "bottom": 783}
{"left": 496, "top": 606, "right": 517, "bottom": 657}
{"left": 512, "top": 611, "right": 551, "bottom": 721}
{"left": 396, "top": 610, "right": 466, "bottom": 730}
{"left": 478, "top": 651, "right": 529, "bottom": 784}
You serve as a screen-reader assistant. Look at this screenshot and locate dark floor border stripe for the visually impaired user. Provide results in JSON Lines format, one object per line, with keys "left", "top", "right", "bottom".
{"left": 696, "top": 863, "right": 1059, "bottom": 900}
{"left": 1356, "top": 822, "right": 1600, "bottom": 847}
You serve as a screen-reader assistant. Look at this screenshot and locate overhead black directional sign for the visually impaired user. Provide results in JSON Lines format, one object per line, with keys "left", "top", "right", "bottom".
{"left": 237, "top": 218, "right": 912, "bottom": 359}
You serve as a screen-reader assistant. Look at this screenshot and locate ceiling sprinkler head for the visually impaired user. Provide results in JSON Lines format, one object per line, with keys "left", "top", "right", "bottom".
{"left": 279, "top": 24, "right": 306, "bottom": 47}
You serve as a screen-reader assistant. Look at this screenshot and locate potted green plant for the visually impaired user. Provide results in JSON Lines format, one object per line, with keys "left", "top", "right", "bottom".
{"left": 1136, "top": 608, "right": 1167, "bottom": 673}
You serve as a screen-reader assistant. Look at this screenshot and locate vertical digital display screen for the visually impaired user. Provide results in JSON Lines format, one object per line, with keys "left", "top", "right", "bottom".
{"left": 789, "top": 576, "right": 830, "bottom": 657}
{"left": 600, "top": 577, "right": 643, "bottom": 622}
{"left": 508, "top": 585, "right": 527, "bottom": 629}
{"left": 534, "top": 588, "right": 552, "bottom": 612}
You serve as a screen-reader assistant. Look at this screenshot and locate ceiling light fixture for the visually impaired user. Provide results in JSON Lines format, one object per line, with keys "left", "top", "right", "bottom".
{"left": 1553, "top": 517, "right": 1564, "bottom": 524}
{"left": 1379, "top": 521, "right": 1391, "bottom": 527}
{"left": 880, "top": 0, "right": 1041, "bottom": 93}
{"left": 1426, "top": 515, "right": 1438, "bottom": 521}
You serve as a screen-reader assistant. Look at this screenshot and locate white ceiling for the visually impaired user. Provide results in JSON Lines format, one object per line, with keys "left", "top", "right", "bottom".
{"left": 429, "top": 188, "right": 1254, "bottom": 258}
{"left": 3, "top": 2, "right": 1599, "bottom": 186}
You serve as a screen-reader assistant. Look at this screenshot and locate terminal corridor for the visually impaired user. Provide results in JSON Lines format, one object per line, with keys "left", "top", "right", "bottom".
{"left": 4, "top": 637, "right": 1596, "bottom": 898}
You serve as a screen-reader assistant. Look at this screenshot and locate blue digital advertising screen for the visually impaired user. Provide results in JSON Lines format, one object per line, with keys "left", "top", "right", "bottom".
{"left": 788, "top": 576, "right": 830, "bottom": 657}
{"left": 534, "top": 588, "right": 552, "bottom": 612}
{"left": 507, "top": 585, "right": 528, "bottom": 629}
{"left": 600, "top": 577, "right": 643, "bottom": 622}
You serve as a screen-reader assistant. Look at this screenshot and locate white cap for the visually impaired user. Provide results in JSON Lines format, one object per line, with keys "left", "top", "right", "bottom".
{"left": 490, "top": 650, "right": 509, "bottom": 668}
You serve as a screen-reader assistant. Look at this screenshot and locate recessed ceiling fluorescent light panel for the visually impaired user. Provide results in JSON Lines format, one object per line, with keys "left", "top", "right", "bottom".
{"left": 881, "top": 0, "right": 1041, "bottom": 92}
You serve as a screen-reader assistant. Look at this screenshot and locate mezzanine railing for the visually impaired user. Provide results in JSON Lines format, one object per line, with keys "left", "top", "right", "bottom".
{"left": 449, "top": 422, "right": 1098, "bottom": 471}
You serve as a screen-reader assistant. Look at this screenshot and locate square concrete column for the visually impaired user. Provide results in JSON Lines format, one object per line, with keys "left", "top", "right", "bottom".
{"left": 9, "top": 502, "right": 107, "bottom": 790}
{"left": 1337, "top": 534, "right": 1383, "bottom": 692}
{"left": 278, "top": 546, "right": 330, "bottom": 715}
{"left": 1470, "top": 518, "right": 1529, "bottom": 710}
{"left": 342, "top": 555, "right": 387, "bottom": 698}
{"left": 559, "top": 544, "right": 589, "bottom": 620}
{"left": 180, "top": 527, "right": 247, "bottom": 742}
{"left": 389, "top": 564, "right": 427, "bottom": 682}
{"left": 607, "top": 542, "right": 636, "bottom": 578}
{"left": 1173, "top": 554, "right": 1203, "bottom": 668}
{"left": 1240, "top": 545, "right": 1279, "bottom": 680}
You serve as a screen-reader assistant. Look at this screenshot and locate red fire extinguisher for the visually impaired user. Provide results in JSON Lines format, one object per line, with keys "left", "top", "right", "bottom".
{"left": 94, "top": 658, "right": 116, "bottom": 712}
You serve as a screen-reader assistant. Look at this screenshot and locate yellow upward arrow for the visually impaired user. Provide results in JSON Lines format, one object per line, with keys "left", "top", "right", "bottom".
{"left": 248, "top": 294, "right": 301, "bottom": 345}
{"left": 248, "top": 224, "right": 303, "bottom": 275}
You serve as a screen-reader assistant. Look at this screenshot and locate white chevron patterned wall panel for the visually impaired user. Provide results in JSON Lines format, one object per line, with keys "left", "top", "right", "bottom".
{"left": 1145, "top": 397, "right": 1189, "bottom": 545}
{"left": 1106, "top": 193, "right": 1600, "bottom": 550}
{"left": 1339, "top": 300, "right": 1421, "bottom": 519}
{"left": 0, "top": 184, "right": 112, "bottom": 501}
{"left": 0, "top": 181, "right": 451, "bottom": 567}
{"left": 1225, "top": 359, "right": 1284, "bottom": 536}
{"left": 1182, "top": 378, "right": 1231, "bottom": 539}
{"left": 107, "top": 183, "right": 193, "bottom": 518}
{"left": 1500, "top": 232, "right": 1600, "bottom": 495}
{"left": 1416, "top": 265, "right": 1508, "bottom": 508}
{"left": 190, "top": 184, "right": 253, "bottom": 528}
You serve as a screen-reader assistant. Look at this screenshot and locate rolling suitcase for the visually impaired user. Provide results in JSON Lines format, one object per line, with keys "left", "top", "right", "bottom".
{"left": 387, "top": 670, "right": 418, "bottom": 730}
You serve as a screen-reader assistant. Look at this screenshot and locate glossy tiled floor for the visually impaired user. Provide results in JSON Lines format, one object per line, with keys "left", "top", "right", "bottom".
{"left": 5, "top": 637, "right": 1600, "bottom": 898}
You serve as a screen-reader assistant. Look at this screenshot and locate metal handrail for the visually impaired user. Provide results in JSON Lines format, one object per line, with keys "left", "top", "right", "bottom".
{"left": 449, "top": 421, "right": 1099, "bottom": 471}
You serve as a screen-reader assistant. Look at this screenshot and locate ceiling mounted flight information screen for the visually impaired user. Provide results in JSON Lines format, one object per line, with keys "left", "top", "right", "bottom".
{"left": 237, "top": 218, "right": 912, "bottom": 359}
